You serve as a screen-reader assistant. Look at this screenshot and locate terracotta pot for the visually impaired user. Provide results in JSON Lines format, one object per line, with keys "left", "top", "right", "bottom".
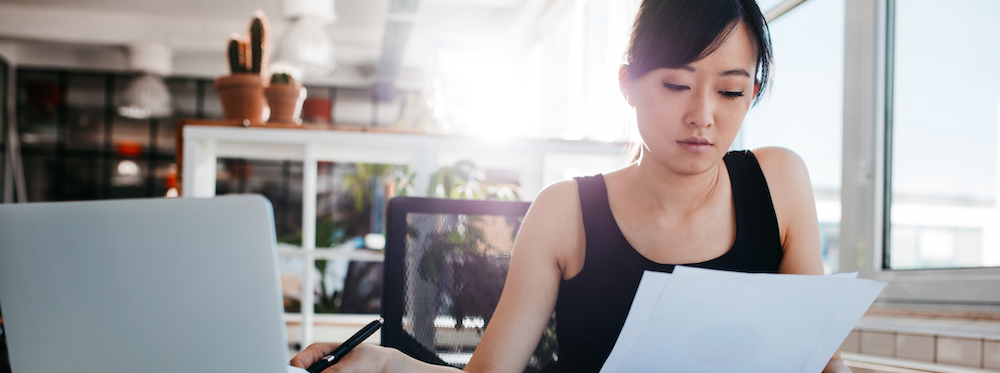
{"left": 301, "top": 97, "right": 332, "bottom": 123}
{"left": 214, "top": 73, "right": 265, "bottom": 123}
{"left": 264, "top": 84, "right": 306, "bottom": 124}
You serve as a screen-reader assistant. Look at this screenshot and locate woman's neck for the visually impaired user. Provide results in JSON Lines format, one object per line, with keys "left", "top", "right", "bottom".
{"left": 627, "top": 155, "right": 725, "bottom": 215}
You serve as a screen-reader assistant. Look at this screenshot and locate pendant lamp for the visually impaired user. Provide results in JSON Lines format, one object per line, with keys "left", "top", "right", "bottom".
{"left": 118, "top": 43, "right": 173, "bottom": 119}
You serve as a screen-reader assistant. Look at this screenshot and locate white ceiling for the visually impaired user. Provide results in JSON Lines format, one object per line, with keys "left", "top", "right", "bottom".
{"left": 0, "top": 0, "right": 536, "bottom": 88}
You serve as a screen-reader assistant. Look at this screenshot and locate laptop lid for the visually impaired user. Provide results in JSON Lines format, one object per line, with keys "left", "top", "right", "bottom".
{"left": 0, "top": 195, "right": 289, "bottom": 373}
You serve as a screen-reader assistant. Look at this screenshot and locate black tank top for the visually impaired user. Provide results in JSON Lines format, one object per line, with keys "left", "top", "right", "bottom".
{"left": 550, "top": 150, "right": 784, "bottom": 372}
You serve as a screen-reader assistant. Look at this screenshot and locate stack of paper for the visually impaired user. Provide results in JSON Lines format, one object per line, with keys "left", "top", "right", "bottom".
{"left": 600, "top": 267, "right": 886, "bottom": 373}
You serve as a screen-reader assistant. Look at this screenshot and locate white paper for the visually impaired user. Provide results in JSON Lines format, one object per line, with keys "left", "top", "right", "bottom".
{"left": 287, "top": 366, "right": 310, "bottom": 373}
{"left": 600, "top": 267, "right": 885, "bottom": 373}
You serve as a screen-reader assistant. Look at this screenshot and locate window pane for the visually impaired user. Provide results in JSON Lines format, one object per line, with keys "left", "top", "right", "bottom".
{"left": 888, "top": 0, "right": 1000, "bottom": 269}
{"left": 18, "top": 71, "right": 61, "bottom": 148}
{"left": 63, "top": 156, "right": 104, "bottom": 200}
{"left": 65, "top": 74, "right": 108, "bottom": 152}
{"left": 741, "top": 0, "right": 845, "bottom": 273}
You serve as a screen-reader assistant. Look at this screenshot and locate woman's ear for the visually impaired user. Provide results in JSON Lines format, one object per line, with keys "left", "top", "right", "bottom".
{"left": 753, "top": 80, "right": 761, "bottom": 100}
{"left": 619, "top": 65, "right": 634, "bottom": 107}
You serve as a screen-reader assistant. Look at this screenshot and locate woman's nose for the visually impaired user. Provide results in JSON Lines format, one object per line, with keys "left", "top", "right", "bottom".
{"left": 684, "top": 91, "right": 714, "bottom": 128}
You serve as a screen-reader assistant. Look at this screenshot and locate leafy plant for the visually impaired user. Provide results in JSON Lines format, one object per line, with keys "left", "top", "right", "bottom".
{"left": 342, "top": 164, "right": 397, "bottom": 213}
{"left": 278, "top": 217, "right": 346, "bottom": 313}
{"left": 412, "top": 215, "right": 521, "bottom": 331}
{"left": 427, "top": 160, "right": 520, "bottom": 201}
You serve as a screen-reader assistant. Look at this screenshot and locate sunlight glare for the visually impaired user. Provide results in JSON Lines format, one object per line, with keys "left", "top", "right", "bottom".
{"left": 436, "top": 48, "right": 529, "bottom": 140}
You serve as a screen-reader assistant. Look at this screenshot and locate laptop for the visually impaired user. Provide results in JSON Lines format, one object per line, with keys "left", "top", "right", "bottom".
{"left": 0, "top": 195, "right": 292, "bottom": 373}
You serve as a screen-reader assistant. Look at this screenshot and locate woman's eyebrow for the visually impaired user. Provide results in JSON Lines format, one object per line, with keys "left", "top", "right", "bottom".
{"left": 720, "top": 69, "right": 752, "bottom": 77}
{"left": 674, "top": 66, "right": 751, "bottom": 78}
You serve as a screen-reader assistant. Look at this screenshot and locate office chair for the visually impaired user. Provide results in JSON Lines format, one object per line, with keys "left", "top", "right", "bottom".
{"left": 382, "top": 197, "right": 558, "bottom": 372}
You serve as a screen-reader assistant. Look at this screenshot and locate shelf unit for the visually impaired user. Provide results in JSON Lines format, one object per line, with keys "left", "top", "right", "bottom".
{"left": 181, "top": 124, "right": 629, "bottom": 347}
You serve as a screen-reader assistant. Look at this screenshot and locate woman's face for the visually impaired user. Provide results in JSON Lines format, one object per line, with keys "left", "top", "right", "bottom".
{"left": 626, "top": 23, "right": 757, "bottom": 176}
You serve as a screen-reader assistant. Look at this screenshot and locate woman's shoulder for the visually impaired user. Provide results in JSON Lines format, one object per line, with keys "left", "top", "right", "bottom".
{"left": 521, "top": 179, "right": 588, "bottom": 279}
{"left": 525, "top": 179, "right": 584, "bottom": 233}
{"left": 535, "top": 179, "right": 581, "bottom": 204}
{"left": 748, "top": 147, "right": 818, "bottom": 254}
{"left": 746, "top": 147, "right": 810, "bottom": 189}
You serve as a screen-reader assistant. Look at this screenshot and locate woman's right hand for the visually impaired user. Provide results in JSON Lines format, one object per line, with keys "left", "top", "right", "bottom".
{"left": 290, "top": 343, "right": 403, "bottom": 373}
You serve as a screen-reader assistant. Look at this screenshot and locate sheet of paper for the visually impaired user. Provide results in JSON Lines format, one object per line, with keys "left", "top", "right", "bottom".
{"left": 601, "top": 270, "right": 673, "bottom": 370}
{"left": 600, "top": 267, "right": 884, "bottom": 373}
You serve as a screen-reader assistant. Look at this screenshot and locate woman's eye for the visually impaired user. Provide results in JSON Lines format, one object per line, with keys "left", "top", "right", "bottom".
{"left": 663, "top": 83, "right": 689, "bottom": 91}
{"left": 721, "top": 91, "right": 745, "bottom": 98}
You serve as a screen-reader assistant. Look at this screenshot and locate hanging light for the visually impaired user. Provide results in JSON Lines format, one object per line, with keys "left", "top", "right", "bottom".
{"left": 274, "top": 0, "right": 337, "bottom": 78}
{"left": 119, "top": 42, "right": 173, "bottom": 119}
{"left": 119, "top": 74, "right": 172, "bottom": 118}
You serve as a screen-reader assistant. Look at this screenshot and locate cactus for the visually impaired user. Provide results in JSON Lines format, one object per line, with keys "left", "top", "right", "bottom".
{"left": 249, "top": 10, "right": 269, "bottom": 75}
{"left": 224, "top": 10, "right": 270, "bottom": 75}
{"left": 226, "top": 34, "right": 249, "bottom": 74}
{"left": 270, "top": 72, "right": 294, "bottom": 85}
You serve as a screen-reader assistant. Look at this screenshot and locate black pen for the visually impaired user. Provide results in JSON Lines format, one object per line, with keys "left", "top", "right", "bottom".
{"left": 306, "top": 316, "right": 384, "bottom": 373}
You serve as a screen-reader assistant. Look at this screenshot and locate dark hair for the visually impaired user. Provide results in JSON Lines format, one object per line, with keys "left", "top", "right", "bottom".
{"left": 624, "top": 0, "right": 772, "bottom": 104}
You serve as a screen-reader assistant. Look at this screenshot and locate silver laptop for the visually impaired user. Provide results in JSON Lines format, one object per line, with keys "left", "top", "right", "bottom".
{"left": 0, "top": 195, "right": 290, "bottom": 373}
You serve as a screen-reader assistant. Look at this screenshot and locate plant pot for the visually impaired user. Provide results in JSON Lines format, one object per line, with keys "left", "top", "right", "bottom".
{"left": 214, "top": 73, "right": 265, "bottom": 123}
{"left": 264, "top": 84, "right": 306, "bottom": 124}
{"left": 301, "top": 97, "right": 332, "bottom": 123}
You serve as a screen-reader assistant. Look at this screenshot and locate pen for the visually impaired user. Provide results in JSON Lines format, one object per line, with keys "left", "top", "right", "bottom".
{"left": 306, "top": 316, "right": 384, "bottom": 373}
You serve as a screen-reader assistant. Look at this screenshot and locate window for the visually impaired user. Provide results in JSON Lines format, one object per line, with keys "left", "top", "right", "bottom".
{"left": 521, "top": 0, "right": 640, "bottom": 142}
{"left": 741, "top": 0, "right": 845, "bottom": 274}
{"left": 842, "top": 0, "right": 1000, "bottom": 311}
{"left": 886, "top": 0, "right": 1000, "bottom": 270}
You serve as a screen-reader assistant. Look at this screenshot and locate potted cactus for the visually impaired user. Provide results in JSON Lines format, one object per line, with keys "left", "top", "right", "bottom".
{"left": 214, "top": 10, "right": 270, "bottom": 124}
{"left": 264, "top": 72, "right": 306, "bottom": 124}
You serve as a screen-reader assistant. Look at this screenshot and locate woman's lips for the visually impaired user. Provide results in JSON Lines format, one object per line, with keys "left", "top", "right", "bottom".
{"left": 677, "top": 137, "right": 712, "bottom": 153}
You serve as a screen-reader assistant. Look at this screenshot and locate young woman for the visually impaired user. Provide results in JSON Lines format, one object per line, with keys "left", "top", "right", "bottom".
{"left": 291, "top": 0, "right": 852, "bottom": 372}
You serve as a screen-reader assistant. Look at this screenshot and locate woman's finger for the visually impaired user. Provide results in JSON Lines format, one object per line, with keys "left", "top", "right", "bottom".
{"left": 290, "top": 343, "right": 341, "bottom": 368}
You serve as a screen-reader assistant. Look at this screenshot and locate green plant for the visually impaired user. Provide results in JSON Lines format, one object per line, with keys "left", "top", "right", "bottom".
{"left": 413, "top": 215, "right": 519, "bottom": 331}
{"left": 270, "top": 72, "right": 295, "bottom": 85}
{"left": 226, "top": 35, "right": 249, "bottom": 74}
{"left": 342, "top": 164, "right": 415, "bottom": 213}
{"left": 225, "top": 10, "right": 270, "bottom": 75}
{"left": 278, "top": 217, "right": 346, "bottom": 313}
{"left": 427, "top": 160, "right": 520, "bottom": 201}
{"left": 249, "top": 10, "right": 268, "bottom": 74}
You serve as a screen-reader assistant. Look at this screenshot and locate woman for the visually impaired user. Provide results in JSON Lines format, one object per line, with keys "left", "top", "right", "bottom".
{"left": 292, "top": 0, "right": 852, "bottom": 371}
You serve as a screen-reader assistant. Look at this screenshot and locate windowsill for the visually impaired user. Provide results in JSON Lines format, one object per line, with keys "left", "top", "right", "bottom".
{"left": 840, "top": 311, "right": 1000, "bottom": 371}
{"left": 866, "top": 307, "right": 1000, "bottom": 323}
{"left": 844, "top": 353, "right": 997, "bottom": 373}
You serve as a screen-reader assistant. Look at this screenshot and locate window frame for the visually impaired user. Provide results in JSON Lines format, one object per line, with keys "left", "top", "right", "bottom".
{"left": 841, "top": 0, "right": 1000, "bottom": 311}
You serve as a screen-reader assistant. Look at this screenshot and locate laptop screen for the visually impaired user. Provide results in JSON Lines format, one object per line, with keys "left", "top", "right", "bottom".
{"left": 0, "top": 195, "right": 290, "bottom": 373}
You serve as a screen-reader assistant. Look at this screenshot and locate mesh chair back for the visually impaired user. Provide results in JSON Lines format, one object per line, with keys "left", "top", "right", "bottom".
{"left": 382, "top": 197, "right": 557, "bottom": 372}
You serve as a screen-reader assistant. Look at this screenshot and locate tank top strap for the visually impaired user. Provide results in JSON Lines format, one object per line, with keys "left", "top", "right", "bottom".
{"left": 574, "top": 174, "right": 615, "bottom": 242}
{"left": 713, "top": 150, "right": 783, "bottom": 272}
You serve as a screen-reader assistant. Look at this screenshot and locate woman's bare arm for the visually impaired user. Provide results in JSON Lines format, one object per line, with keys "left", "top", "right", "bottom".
{"left": 463, "top": 180, "right": 584, "bottom": 372}
{"left": 290, "top": 181, "right": 582, "bottom": 373}
{"left": 754, "top": 147, "right": 852, "bottom": 373}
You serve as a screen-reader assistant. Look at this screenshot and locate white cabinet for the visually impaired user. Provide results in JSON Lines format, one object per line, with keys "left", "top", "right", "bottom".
{"left": 181, "top": 125, "right": 628, "bottom": 347}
